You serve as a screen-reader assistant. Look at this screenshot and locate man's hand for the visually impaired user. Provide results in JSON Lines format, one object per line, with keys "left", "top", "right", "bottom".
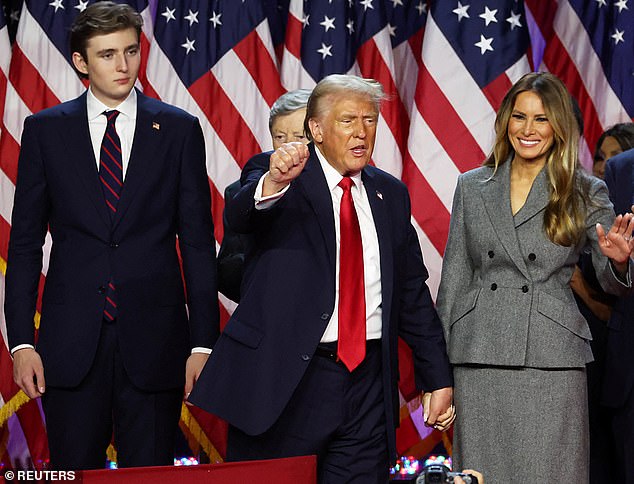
{"left": 263, "top": 142, "right": 309, "bottom": 196}
{"left": 422, "top": 386, "right": 454, "bottom": 431}
{"left": 13, "top": 348, "right": 45, "bottom": 399}
{"left": 184, "top": 353, "right": 209, "bottom": 405}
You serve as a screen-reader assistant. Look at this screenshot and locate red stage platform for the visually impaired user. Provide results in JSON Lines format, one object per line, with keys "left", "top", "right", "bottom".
{"left": 79, "top": 455, "right": 317, "bottom": 483}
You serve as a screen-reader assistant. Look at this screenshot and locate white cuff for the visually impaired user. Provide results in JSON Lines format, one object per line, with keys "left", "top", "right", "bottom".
{"left": 254, "top": 172, "right": 290, "bottom": 210}
{"left": 191, "top": 347, "right": 212, "bottom": 355}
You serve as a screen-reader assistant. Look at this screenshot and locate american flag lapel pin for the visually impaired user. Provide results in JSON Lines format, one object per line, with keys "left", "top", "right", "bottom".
{"left": 376, "top": 190, "right": 383, "bottom": 200}
{"left": 152, "top": 121, "right": 160, "bottom": 130}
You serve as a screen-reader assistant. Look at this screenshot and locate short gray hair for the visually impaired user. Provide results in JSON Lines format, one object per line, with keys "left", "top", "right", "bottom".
{"left": 304, "top": 74, "right": 385, "bottom": 141}
{"left": 269, "top": 89, "right": 312, "bottom": 131}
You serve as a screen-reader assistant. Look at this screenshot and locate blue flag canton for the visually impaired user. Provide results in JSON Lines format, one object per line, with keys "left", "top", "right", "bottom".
{"left": 570, "top": 0, "right": 633, "bottom": 117}
{"left": 153, "top": 0, "right": 266, "bottom": 87}
{"left": 27, "top": 0, "right": 147, "bottom": 66}
{"left": 432, "top": 0, "right": 529, "bottom": 88}
{"left": 1, "top": 2, "right": 7, "bottom": 30}
{"left": 386, "top": 0, "right": 428, "bottom": 48}
{"left": 300, "top": 0, "right": 389, "bottom": 81}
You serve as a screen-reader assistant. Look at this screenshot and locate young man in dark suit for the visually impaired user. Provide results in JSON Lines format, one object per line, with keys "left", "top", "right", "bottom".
{"left": 5, "top": 2, "right": 218, "bottom": 470}
{"left": 190, "top": 75, "right": 454, "bottom": 483}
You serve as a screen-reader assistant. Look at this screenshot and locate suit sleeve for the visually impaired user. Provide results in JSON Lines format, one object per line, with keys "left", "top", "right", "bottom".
{"left": 5, "top": 115, "right": 50, "bottom": 349}
{"left": 177, "top": 117, "right": 219, "bottom": 348}
{"left": 585, "top": 176, "right": 633, "bottom": 295}
{"left": 398, "top": 187, "right": 453, "bottom": 392}
{"left": 217, "top": 181, "right": 245, "bottom": 303}
{"left": 226, "top": 152, "right": 282, "bottom": 234}
{"left": 436, "top": 175, "right": 475, "bottom": 343}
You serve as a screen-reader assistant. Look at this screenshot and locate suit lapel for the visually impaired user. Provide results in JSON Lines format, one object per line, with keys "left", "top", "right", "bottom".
{"left": 481, "top": 161, "right": 530, "bottom": 279}
{"left": 59, "top": 93, "right": 111, "bottom": 228}
{"left": 362, "top": 168, "right": 393, "bottom": 323}
{"left": 513, "top": 166, "right": 549, "bottom": 228}
{"left": 296, "top": 145, "right": 337, "bottom": 268}
{"left": 113, "top": 92, "right": 162, "bottom": 229}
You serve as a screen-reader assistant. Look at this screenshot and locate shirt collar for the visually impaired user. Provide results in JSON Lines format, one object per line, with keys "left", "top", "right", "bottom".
{"left": 86, "top": 88, "right": 137, "bottom": 122}
{"left": 314, "top": 144, "right": 363, "bottom": 192}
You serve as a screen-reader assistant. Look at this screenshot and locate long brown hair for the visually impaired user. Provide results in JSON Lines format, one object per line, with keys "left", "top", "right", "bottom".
{"left": 484, "top": 72, "right": 584, "bottom": 246}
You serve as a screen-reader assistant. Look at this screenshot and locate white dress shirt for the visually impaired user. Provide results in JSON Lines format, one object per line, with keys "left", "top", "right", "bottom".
{"left": 254, "top": 148, "right": 383, "bottom": 342}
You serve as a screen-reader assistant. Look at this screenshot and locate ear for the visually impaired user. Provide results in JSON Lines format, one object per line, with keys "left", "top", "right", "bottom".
{"left": 72, "top": 52, "right": 89, "bottom": 76}
{"left": 308, "top": 118, "right": 323, "bottom": 143}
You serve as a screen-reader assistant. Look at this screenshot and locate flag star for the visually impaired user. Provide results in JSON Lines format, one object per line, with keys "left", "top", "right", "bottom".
{"left": 161, "top": 7, "right": 176, "bottom": 23}
{"left": 453, "top": 2, "right": 470, "bottom": 22}
{"left": 346, "top": 19, "right": 355, "bottom": 34}
{"left": 10, "top": 9, "right": 21, "bottom": 22}
{"left": 415, "top": 1, "right": 427, "bottom": 15}
{"left": 595, "top": 0, "right": 607, "bottom": 6}
{"left": 184, "top": 9, "right": 199, "bottom": 26}
{"left": 614, "top": 0, "right": 628, "bottom": 12}
{"left": 209, "top": 11, "right": 222, "bottom": 28}
{"left": 49, "top": 0, "right": 65, "bottom": 12}
{"left": 74, "top": 0, "right": 88, "bottom": 12}
{"left": 320, "top": 15, "right": 336, "bottom": 32}
{"left": 387, "top": 23, "right": 397, "bottom": 37}
{"left": 391, "top": 0, "right": 404, "bottom": 7}
{"left": 302, "top": 14, "right": 310, "bottom": 27}
{"left": 611, "top": 28, "right": 625, "bottom": 44}
{"left": 474, "top": 34, "right": 494, "bottom": 54}
{"left": 317, "top": 43, "right": 333, "bottom": 59}
{"left": 360, "top": 0, "right": 374, "bottom": 11}
{"left": 506, "top": 11, "right": 522, "bottom": 30}
{"left": 348, "top": 0, "right": 354, "bottom": 6}
{"left": 181, "top": 37, "right": 196, "bottom": 54}
{"left": 479, "top": 6, "right": 498, "bottom": 26}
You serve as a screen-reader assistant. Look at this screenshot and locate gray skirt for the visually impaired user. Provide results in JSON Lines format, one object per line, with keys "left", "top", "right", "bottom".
{"left": 452, "top": 365, "right": 588, "bottom": 484}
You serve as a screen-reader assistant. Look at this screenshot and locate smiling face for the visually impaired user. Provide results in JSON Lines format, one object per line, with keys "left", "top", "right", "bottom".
{"left": 308, "top": 93, "right": 378, "bottom": 176}
{"left": 507, "top": 91, "right": 555, "bottom": 168}
{"left": 72, "top": 27, "right": 140, "bottom": 108}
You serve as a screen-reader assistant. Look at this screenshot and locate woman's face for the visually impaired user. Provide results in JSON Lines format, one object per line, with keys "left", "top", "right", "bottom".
{"left": 507, "top": 91, "right": 555, "bottom": 167}
{"left": 593, "top": 135, "right": 623, "bottom": 179}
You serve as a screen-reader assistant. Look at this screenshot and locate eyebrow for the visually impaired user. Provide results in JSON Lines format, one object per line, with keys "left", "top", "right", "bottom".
{"left": 95, "top": 44, "right": 139, "bottom": 56}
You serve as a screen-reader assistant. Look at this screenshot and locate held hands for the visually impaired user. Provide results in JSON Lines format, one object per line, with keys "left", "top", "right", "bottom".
{"left": 13, "top": 348, "right": 45, "bottom": 399}
{"left": 184, "top": 353, "right": 209, "bottom": 405}
{"left": 262, "top": 142, "right": 310, "bottom": 196}
{"left": 596, "top": 207, "right": 634, "bottom": 272}
{"left": 422, "top": 386, "right": 455, "bottom": 432}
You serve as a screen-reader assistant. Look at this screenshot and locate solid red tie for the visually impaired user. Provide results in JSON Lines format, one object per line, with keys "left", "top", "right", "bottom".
{"left": 337, "top": 177, "right": 366, "bottom": 371}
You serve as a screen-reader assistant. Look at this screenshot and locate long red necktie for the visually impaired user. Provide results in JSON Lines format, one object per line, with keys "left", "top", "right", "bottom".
{"left": 99, "top": 110, "right": 122, "bottom": 321}
{"left": 337, "top": 176, "right": 366, "bottom": 371}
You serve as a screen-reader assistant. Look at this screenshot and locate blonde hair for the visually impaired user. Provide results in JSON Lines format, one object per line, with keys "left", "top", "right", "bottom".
{"left": 484, "top": 72, "right": 585, "bottom": 246}
{"left": 304, "top": 74, "right": 385, "bottom": 141}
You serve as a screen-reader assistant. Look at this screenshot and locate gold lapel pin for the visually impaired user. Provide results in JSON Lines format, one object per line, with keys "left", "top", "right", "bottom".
{"left": 152, "top": 122, "right": 160, "bottom": 130}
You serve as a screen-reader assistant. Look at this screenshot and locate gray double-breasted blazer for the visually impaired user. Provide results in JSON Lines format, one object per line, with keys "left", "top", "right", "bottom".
{"left": 437, "top": 160, "right": 632, "bottom": 369}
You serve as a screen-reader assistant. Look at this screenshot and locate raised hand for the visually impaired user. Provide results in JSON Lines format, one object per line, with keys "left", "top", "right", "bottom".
{"left": 263, "top": 142, "right": 310, "bottom": 196}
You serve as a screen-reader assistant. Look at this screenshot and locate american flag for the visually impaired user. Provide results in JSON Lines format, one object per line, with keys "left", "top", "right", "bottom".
{"left": 525, "top": 0, "right": 634, "bottom": 169}
{"left": 1, "top": 0, "right": 632, "bottom": 469}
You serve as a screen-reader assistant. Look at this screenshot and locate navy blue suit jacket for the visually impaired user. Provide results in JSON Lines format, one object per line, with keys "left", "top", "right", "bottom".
{"left": 602, "top": 148, "right": 634, "bottom": 407}
{"left": 5, "top": 91, "right": 219, "bottom": 392}
{"left": 189, "top": 144, "right": 452, "bottom": 459}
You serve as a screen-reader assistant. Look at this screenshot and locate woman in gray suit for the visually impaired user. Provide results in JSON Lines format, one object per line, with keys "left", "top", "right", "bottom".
{"left": 437, "top": 72, "right": 634, "bottom": 483}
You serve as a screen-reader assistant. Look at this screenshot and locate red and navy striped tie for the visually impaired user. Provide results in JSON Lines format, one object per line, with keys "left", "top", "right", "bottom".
{"left": 99, "top": 110, "right": 122, "bottom": 321}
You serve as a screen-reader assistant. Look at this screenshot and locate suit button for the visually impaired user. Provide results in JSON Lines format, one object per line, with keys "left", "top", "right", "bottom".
{"left": 488, "top": 250, "right": 495, "bottom": 258}
{"left": 97, "top": 286, "right": 106, "bottom": 294}
{"left": 528, "top": 253, "right": 536, "bottom": 261}
{"left": 320, "top": 313, "right": 330, "bottom": 321}
{"left": 301, "top": 354, "right": 310, "bottom": 361}
{"left": 490, "top": 283, "right": 497, "bottom": 291}
{"left": 522, "top": 285, "right": 529, "bottom": 293}
{"left": 110, "top": 242, "right": 119, "bottom": 248}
